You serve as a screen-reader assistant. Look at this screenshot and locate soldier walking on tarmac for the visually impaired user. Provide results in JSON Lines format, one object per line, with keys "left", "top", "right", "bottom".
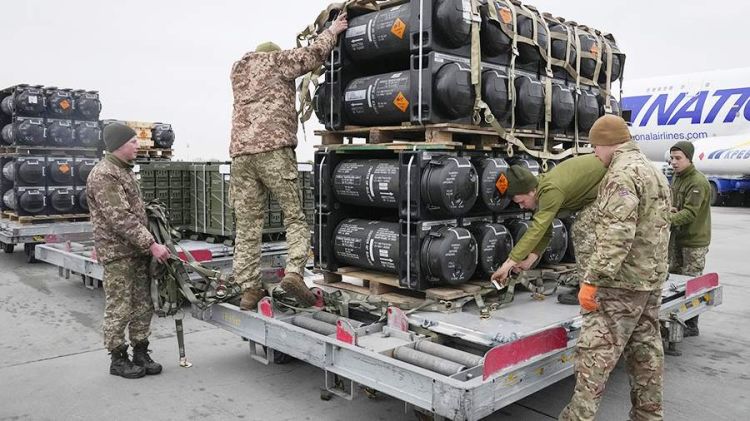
{"left": 490, "top": 154, "right": 606, "bottom": 306}
{"left": 558, "top": 115, "right": 672, "bottom": 421}
{"left": 229, "top": 13, "right": 348, "bottom": 310}
{"left": 87, "top": 123, "right": 170, "bottom": 379}
{"left": 667, "top": 141, "right": 712, "bottom": 340}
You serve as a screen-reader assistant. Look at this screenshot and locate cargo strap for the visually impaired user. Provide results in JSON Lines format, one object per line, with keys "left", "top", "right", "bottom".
{"left": 146, "top": 201, "right": 239, "bottom": 318}
{"left": 296, "top": 0, "right": 383, "bottom": 134}
{"left": 470, "top": 0, "right": 575, "bottom": 161}
{"left": 544, "top": 14, "right": 578, "bottom": 80}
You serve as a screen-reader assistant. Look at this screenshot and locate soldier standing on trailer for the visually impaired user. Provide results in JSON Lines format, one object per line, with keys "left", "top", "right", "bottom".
{"left": 490, "top": 154, "right": 606, "bottom": 305}
{"left": 87, "top": 123, "right": 170, "bottom": 379}
{"left": 228, "top": 12, "right": 348, "bottom": 310}
{"left": 667, "top": 141, "right": 712, "bottom": 340}
{"left": 559, "top": 115, "right": 672, "bottom": 421}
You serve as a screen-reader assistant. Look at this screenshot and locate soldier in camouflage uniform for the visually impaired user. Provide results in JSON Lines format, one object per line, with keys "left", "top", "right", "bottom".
{"left": 667, "top": 141, "right": 711, "bottom": 339}
{"left": 559, "top": 115, "right": 672, "bottom": 421}
{"left": 229, "top": 13, "right": 348, "bottom": 310}
{"left": 490, "top": 155, "right": 606, "bottom": 305}
{"left": 87, "top": 123, "right": 170, "bottom": 379}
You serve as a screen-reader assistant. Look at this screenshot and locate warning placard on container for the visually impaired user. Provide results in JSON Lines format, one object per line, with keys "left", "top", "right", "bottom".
{"left": 393, "top": 91, "right": 409, "bottom": 113}
{"left": 391, "top": 18, "right": 406, "bottom": 39}
{"left": 495, "top": 173, "right": 509, "bottom": 195}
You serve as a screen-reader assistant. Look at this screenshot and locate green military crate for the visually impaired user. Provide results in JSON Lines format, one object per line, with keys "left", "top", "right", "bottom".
{"left": 169, "top": 210, "right": 185, "bottom": 226}
{"left": 141, "top": 188, "right": 156, "bottom": 203}
{"left": 155, "top": 177, "right": 170, "bottom": 189}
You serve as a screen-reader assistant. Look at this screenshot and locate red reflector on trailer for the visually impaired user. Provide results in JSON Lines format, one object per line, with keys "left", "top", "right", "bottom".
{"left": 177, "top": 249, "right": 212, "bottom": 262}
{"left": 258, "top": 297, "right": 274, "bottom": 318}
{"left": 336, "top": 320, "right": 356, "bottom": 345}
{"left": 483, "top": 326, "right": 568, "bottom": 380}
{"left": 685, "top": 273, "right": 719, "bottom": 298}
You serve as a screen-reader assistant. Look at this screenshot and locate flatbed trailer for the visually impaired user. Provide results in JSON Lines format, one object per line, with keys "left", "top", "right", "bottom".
{"left": 0, "top": 219, "right": 93, "bottom": 263}
{"left": 34, "top": 242, "right": 722, "bottom": 420}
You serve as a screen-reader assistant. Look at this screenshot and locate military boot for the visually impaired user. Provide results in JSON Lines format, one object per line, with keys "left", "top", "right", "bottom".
{"left": 132, "top": 340, "right": 163, "bottom": 375}
{"left": 240, "top": 287, "right": 266, "bottom": 311}
{"left": 684, "top": 316, "right": 700, "bottom": 337}
{"left": 557, "top": 287, "right": 580, "bottom": 305}
{"left": 279, "top": 272, "right": 316, "bottom": 307}
{"left": 109, "top": 344, "right": 146, "bottom": 379}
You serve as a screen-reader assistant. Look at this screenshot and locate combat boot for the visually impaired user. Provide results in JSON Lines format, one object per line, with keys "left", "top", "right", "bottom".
{"left": 109, "top": 344, "right": 146, "bottom": 379}
{"left": 279, "top": 272, "right": 316, "bottom": 307}
{"left": 557, "top": 287, "right": 580, "bottom": 305}
{"left": 132, "top": 340, "right": 163, "bottom": 375}
{"left": 240, "top": 287, "right": 266, "bottom": 310}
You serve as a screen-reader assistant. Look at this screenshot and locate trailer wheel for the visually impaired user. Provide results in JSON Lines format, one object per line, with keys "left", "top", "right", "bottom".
{"left": 709, "top": 182, "right": 722, "bottom": 206}
{"left": 24, "top": 243, "right": 37, "bottom": 264}
{"left": 2, "top": 242, "right": 13, "bottom": 254}
{"left": 272, "top": 350, "right": 294, "bottom": 364}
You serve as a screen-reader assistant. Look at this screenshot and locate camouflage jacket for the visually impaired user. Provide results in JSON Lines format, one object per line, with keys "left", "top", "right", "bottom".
{"left": 229, "top": 29, "right": 337, "bottom": 157}
{"left": 509, "top": 154, "right": 606, "bottom": 262}
{"left": 584, "top": 141, "right": 672, "bottom": 291}
{"left": 86, "top": 154, "right": 154, "bottom": 264}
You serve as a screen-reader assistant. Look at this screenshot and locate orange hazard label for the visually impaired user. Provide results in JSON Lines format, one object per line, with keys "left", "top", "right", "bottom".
{"left": 393, "top": 91, "right": 409, "bottom": 113}
{"left": 590, "top": 44, "right": 599, "bottom": 55}
{"left": 58, "top": 163, "right": 70, "bottom": 174}
{"left": 59, "top": 99, "right": 71, "bottom": 110}
{"left": 391, "top": 18, "right": 406, "bottom": 39}
{"left": 495, "top": 173, "right": 509, "bottom": 195}
{"left": 500, "top": 7, "right": 512, "bottom": 24}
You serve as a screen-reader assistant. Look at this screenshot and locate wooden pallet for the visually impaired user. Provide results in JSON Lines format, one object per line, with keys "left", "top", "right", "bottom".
{"left": 316, "top": 123, "right": 590, "bottom": 150}
{"left": 137, "top": 138, "right": 154, "bottom": 149}
{"left": 2, "top": 211, "right": 90, "bottom": 224}
{"left": 315, "top": 267, "right": 488, "bottom": 307}
{"left": 0, "top": 145, "right": 100, "bottom": 157}
{"left": 137, "top": 148, "right": 173, "bottom": 159}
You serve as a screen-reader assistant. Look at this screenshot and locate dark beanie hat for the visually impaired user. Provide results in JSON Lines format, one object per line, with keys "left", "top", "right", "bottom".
{"left": 503, "top": 165, "right": 539, "bottom": 197}
{"left": 103, "top": 123, "right": 136, "bottom": 152}
{"left": 670, "top": 141, "right": 695, "bottom": 161}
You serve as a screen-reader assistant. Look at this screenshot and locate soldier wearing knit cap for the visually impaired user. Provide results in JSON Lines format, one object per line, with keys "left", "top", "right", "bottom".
{"left": 87, "top": 122, "right": 170, "bottom": 379}
{"left": 490, "top": 155, "right": 606, "bottom": 306}
{"left": 667, "top": 140, "right": 711, "bottom": 342}
{"left": 559, "top": 115, "right": 672, "bottom": 421}
{"left": 229, "top": 12, "right": 349, "bottom": 311}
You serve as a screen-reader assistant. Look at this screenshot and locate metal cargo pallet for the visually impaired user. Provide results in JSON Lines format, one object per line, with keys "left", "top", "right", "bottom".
{"left": 31, "top": 237, "right": 723, "bottom": 420}
{"left": 194, "top": 273, "right": 722, "bottom": 421}
{"left": 0, "top": 219, "right": 93, "bottom": 263}
{"left": 35, "top": 239, "right": 287, "bottom": 289}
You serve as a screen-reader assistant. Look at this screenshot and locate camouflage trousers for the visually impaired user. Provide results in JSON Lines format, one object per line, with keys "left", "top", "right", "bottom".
{"left": 102, "top": 256, "right": 153, "bottom": 352}
{"left": 669, "top": 243, "right": 708, "bottom": 277}
{"left": 559, "top": 287, "right": 664, "bottom": 421}
{"left": 231, "top": 147, "right": 310, "bottom": 290}
{"left": 565, "top": 203, "right": 597, "bottom": 287}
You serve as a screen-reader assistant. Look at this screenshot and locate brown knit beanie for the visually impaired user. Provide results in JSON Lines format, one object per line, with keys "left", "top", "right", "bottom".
{"left": 589, "top": 115, "right": 631, "bottom": 146}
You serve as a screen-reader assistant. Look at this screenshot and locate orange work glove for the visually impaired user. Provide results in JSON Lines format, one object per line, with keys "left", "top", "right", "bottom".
{"left": 578, "top": 283, "right": 599, "bottom": 312}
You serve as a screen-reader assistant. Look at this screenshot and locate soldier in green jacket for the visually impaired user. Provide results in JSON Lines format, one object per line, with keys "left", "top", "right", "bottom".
{"left": 668, "top": 141, "right": 712, "bottom": 338}
{"left": 490, "top": 154, "right": 606, "bottom": 305}
{"left": 559, "top": 115, "right": 672, "bottom": 421}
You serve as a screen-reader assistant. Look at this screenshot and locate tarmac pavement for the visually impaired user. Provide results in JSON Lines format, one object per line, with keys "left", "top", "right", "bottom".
{"left": 1, "top": 206, "right": 748, "bottom": 421}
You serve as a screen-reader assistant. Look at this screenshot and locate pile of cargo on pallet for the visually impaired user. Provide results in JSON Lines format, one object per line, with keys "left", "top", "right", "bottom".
{"left": 137, "top": 161, "right": 314, "bottom": 242}
{"left": 0, "top": 84, "right": 103, "bottom": 222}
{"left": 103, "top": 119, "right": 175, "bottom": 162}
{"left": 313, "top": 145, "right": 572, "bottom": 292}
{"left": 310, "top": 0, "right": 624, "bottom": 152}
{"left": 306, "top": 0, "right": 624, "bottom": 295}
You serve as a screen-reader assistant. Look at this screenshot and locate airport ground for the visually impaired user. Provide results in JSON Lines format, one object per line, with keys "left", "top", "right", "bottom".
{"left": 1, "top": 207, "right": 748, "bottom": 421}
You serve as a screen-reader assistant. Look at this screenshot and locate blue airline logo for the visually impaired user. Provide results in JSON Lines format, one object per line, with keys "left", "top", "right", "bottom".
{"left": 623, "top": 87, "right": 750, "bottom": 126}
{"left": 706, "top": 148, "right": 750, "bottom": 160}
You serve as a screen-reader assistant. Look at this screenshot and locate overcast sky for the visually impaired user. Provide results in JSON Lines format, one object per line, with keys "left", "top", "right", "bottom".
{"left": 1, "top": 0, "right": 748, "bottom": 162}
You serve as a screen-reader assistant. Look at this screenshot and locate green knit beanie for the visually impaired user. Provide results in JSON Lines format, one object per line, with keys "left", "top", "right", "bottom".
{"left": 670, "top": 141, "right": 694, "bottom": 161}
{"left": 103, "top": 123, "right": 136, "bottom": 153}
{"left": 504, "top": 165, "right": 538, "bottom": 197}
{"left": 255, "top": 42, "right": 281, "bottom": 53}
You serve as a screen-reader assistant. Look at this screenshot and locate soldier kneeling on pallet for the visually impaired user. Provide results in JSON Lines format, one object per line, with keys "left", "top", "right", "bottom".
{"left": 490, "top": 154, "right": 606, "bottom": 304}
{"left": 87, "top": 123, "right": 171, "bottom": 379}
